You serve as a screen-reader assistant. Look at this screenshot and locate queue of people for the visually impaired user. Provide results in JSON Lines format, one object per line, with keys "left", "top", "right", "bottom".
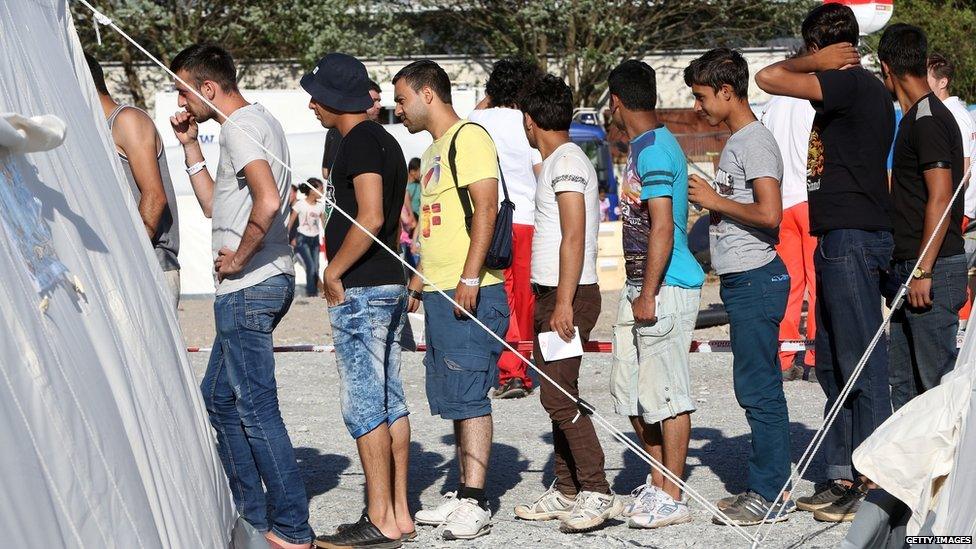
{"left": 83, "top": 3, "right": 972, "bottom": 547}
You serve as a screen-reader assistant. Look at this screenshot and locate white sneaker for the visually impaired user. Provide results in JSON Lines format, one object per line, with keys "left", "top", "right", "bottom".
{"left": 628, "top": 493, "right": 692, "bottom": 529}
{"left": 415, "top": 491, "right": 463, "bottom": 525}
{"left": 559, "top": 491, "right": 624, "bottom": 533}
{"left": 442, "top": 498, "right": 491, "bottom": 540}
{"left": 623, "top": 482, "right": 663, "bottom": 517}
{"left": 514, "top": 482, "right": 576, "bottom": 521}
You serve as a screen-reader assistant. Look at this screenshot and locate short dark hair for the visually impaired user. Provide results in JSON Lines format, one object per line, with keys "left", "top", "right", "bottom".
{"left": 84, "top": 51, "right": 110, "bottom": 96}
{"left": 170, "top": 44, "right": 239, "bottom": 92}
{"left": 393, "top": 60, "right": 452, "bottom": 104}
{"left": 801, "top": 3, "right": 859, "bottom": 50}
{"left": 521, "top": 74, "right": 573, "bottom": 131}
{"left": 368, "top": 79, "right": 381, "bottom": 94}
{"left": 878, "top": 23, "right": 928, "bottom": 78}
{"left": 485, "top": 57, "right": 541, "bottom": 108}
{"left": 306, "top": 177, "right": 323, "bottom": 188}
{"left": 407, "top": 157, "right": 421, "bottom": 171}
{"left": 607, "top": 60, "right": 657, "bottom": 111}
{"left": 684, "top": 48, "right": 749, "bottom": 98}
{"left": 928, "top": 53, "right": 954, "bottom": 83}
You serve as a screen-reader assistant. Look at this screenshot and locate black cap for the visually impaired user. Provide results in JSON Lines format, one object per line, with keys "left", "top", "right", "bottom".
{"left": 301, "top": 53, "right": 373, "bottom": 113}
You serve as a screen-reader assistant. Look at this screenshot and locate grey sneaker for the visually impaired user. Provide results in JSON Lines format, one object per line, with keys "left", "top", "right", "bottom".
{"left": 796, "top": 481, "right": 849, "bottom": 512}
{"left": 559, "top": 491, "right": 624, "bottom": 533}
{"left": 813, "top": 483, "right": 868, "bottom": 523}
{"left": 514, "top": 482, "right": 575, "bottom": 521}
{"left": 493, "top": 378, "right": 528, "bottom": 399}
{"left": 713, "top": 491, "right": 791, "bottom": 526}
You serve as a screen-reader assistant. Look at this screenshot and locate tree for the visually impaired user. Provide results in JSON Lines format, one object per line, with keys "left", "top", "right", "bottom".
{"left": 870, "top": 0, "right": 976, "bottom": 103}
{"left": 416, "top": 0, "right": 814, "bottom": 106}
{"left": 71, "top": 1, "right": 421, "bottom": 108}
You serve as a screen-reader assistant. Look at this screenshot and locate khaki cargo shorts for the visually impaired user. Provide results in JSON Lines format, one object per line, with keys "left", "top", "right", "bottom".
{"left": 611, "top": 283, "right": 700, "bottom": 423}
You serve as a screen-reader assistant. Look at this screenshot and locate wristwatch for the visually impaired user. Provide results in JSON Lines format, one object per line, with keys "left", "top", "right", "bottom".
{"left": 912, "top": 267, "right": 932, "bottom": 280}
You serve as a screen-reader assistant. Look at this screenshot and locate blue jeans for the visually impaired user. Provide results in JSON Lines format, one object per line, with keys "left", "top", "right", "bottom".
{"left": 720, "top": 257, "right": 791, "bottom": 502}
{"left": 328, "top": 284, "right": 410, "bottom": 439}
{"left": 201, "top": 274, "right": 312, "bottom": 545}
{"left": 888, "top": 254, "right": 967, "bottom": 411}
{"left": 295, "top": 234, "right": 320, "bottom": 297}
{"left": 423, "top": 283, "right": 509, "bottom": 420}
{"left": 815, "top": 229, "right": 893, "bottom": 482}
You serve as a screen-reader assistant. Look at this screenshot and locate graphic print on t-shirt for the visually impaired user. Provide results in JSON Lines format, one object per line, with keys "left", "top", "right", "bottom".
{"left": 709, "top": 169, "right": 733, "bottom": 226}
{"left": 807, "top": 122, "right": 824, "bottom": 192}
{"left": 421, "top": 156, "right": 441, "bottom": 238}
{"left": 620, "top": 154, "right": 650, "bottom": 276}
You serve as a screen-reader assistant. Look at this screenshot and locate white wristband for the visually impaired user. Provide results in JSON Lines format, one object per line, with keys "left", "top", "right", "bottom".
{"left": 186, "top": 161, "right": 206, "bottom": 176}
{"left": 459, "top": 277, "right": 480, "bottom": 287}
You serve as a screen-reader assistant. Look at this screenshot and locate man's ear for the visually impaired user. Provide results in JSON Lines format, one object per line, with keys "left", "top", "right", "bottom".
{"left": 201, "top": 80, "right": 217, "bottom": 101}
{"left": 422, "top": 86, "right": 435, "bottom": 105}
{"left": 721, "top": 83, "right": 734, "bottom": 101}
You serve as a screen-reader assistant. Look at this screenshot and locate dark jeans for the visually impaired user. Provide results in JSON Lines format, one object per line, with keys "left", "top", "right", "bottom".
{"left": 295, "top": 234, "right": 320, "bottom": 297}
{"left": 201, "top": 274, "right": 312, "bottom": 545}
{"left": 532, "top": 284, "right": 609, "bottom": 495}
{"left": 815, "top": 229, "right": 894, "bottom": 482}
{"left": 720, "top": 257, "right": 791, "bottom": 502}
{"left": 889, "top": 254, "right": 967, "bottom": 411}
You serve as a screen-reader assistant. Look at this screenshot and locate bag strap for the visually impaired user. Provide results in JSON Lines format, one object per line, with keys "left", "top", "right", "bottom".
{"left": 447, "top": 122, "right": 510, "bottom": 233}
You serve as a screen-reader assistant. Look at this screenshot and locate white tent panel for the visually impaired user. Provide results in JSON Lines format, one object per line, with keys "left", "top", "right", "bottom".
{"left": 0, "top": 1, "right": 234, "bottom": 547}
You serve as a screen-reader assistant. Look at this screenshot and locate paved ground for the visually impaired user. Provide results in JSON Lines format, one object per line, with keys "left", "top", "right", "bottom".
{"left": 181, "top": 283, "right": 850, "bottom": 548}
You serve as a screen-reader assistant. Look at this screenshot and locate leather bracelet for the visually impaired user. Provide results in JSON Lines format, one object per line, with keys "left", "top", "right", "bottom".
{"left": 408, "top": 289, "right": 423, "bottom": 301}
{"left": 459, "top": 277, "right": 480, "bottom": 287}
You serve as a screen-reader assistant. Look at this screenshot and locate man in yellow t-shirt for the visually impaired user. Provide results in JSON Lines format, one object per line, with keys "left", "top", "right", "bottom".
{"left": 394, "top": 59, "right": 509, "bottom": 541}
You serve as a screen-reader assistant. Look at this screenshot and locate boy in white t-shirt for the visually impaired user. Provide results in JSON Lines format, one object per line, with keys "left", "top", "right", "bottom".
{"left": 468, "top": 58, "right": 544, "bottom": 399}
{"left": 513, "top": 74, "right": 621, "bottom": 533}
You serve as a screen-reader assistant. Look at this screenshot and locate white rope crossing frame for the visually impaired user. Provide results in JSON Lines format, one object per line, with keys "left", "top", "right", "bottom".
{"left": 74, "top": 0, "right": 761, "bottom": 543}
{"left": 752, "top": 160, "right": 974, "bottom": 548}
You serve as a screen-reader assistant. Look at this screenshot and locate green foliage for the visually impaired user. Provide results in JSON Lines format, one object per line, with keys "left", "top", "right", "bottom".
{"left": 872, "top": 0, "right": 976, "bottom": 103}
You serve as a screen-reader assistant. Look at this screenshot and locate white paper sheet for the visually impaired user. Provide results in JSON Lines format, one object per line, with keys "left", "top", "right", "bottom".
{"left": 538, "top": 327, "right": 584, "bottom": 361}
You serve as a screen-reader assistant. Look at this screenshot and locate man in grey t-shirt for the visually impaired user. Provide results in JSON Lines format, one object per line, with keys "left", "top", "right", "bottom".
{"left": 685, "top": 48, "right": 793, "bottom": 526}
{"left": 168, "top": 45, "right": 311, "bottom": 549}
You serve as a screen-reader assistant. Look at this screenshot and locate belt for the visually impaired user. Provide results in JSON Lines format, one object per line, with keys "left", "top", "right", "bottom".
{"left": 531, "top": 283, "right": 557, "bottom": 297}
{"left": 531, "top": 283, "right": 598, "bottom": 297}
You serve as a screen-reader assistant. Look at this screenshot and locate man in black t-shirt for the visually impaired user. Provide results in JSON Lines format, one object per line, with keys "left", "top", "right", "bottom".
{"left": 321, "top": 79, "right": 382, "bottom": 180}
{"left": 756, "top": 3, "right": 895, "bottom": 522}
{"left": 879, "top": 25, "right": 967, "bottom": 412}
{"left": 302, "top": 54, "right": 413, "bottom": 548}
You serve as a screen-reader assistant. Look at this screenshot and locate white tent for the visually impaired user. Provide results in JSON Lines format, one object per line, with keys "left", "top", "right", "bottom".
{"left": 852, "top": 320, "right": 976, "bottom": 542}
{"left": 0, "top": 1, "right": 234, "bottom": 547}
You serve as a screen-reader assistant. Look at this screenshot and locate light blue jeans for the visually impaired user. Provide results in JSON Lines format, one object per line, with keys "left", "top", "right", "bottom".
{"left": 328, "top": 284, "right": 410, "bottom": 438}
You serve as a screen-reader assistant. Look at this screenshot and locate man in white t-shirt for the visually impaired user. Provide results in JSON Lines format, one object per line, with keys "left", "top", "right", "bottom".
{"left": 927, "top": 53, "right": 976, "bottom": 307}
{"left": 761, "top": 93, "right": 817, "bottom": 381}
{"left": 468, "top": 58, "right": 544, "bottom": 399}
{"left": 513, "top": 73, "right": 621, "bottom": 533}
{"left": 168, "top": 45, "right": 311, "bottom": 549}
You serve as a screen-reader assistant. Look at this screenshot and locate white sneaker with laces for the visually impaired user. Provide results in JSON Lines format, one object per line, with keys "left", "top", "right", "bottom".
{"left": 628, "top": 493, "right": 692, "bottom": 529}
{"left": 623, "top": 482, "right": 662, "bottom": 517}
{"left": 514, "top": 482, "right": 576, "bottom": 521}
{"left": 559, "top": 491, "right": 624, "bottom": 533}
{"left": 442, "top": 498, "right": 491, "bottom": 540}
{"left": 415, "top": 491, "right": 463, "bottom": 525}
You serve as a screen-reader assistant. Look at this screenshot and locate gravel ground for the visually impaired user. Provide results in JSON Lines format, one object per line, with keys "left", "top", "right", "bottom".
{"left": 181, "top": 282, "right": 850, "bottom": 548}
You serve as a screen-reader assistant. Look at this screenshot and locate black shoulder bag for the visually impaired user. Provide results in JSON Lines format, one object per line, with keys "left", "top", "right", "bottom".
{"left": 447, "top": 122, "right": 514, "bottom": 270}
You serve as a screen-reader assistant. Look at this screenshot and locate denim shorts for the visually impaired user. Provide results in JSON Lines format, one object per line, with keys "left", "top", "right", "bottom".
{"left": 423, "top": 283, "right": 510, "bottom": 420}
{"left": 611, "top": 283, "right": 700, "bottom": 423}
{"left": 328, "top": 284, "right": 410, "bottom": 439}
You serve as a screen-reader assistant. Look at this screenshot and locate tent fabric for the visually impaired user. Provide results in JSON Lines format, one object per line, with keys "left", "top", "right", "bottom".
{"left": 0, "top": 1, "right": 234, "bottom": 547}
{"left": 853, "top": 324, "right": 976, "bottom": 538}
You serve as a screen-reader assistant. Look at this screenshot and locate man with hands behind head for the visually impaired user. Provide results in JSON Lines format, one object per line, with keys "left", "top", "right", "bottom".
{"left": 756, "top": 3, "right": 896, "bottom": 522}
{"left": 169, "top": 44, "right": 311, "bottom": 549}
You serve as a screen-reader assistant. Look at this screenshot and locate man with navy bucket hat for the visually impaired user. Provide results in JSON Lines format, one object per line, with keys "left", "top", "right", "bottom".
{"left": 302, "top": 53, "right": 414, "bottom": 549}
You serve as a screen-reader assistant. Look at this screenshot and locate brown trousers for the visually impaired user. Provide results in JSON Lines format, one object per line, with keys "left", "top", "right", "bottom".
{"left": 532, "top": 284, "right": 609, "bottom": 495}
